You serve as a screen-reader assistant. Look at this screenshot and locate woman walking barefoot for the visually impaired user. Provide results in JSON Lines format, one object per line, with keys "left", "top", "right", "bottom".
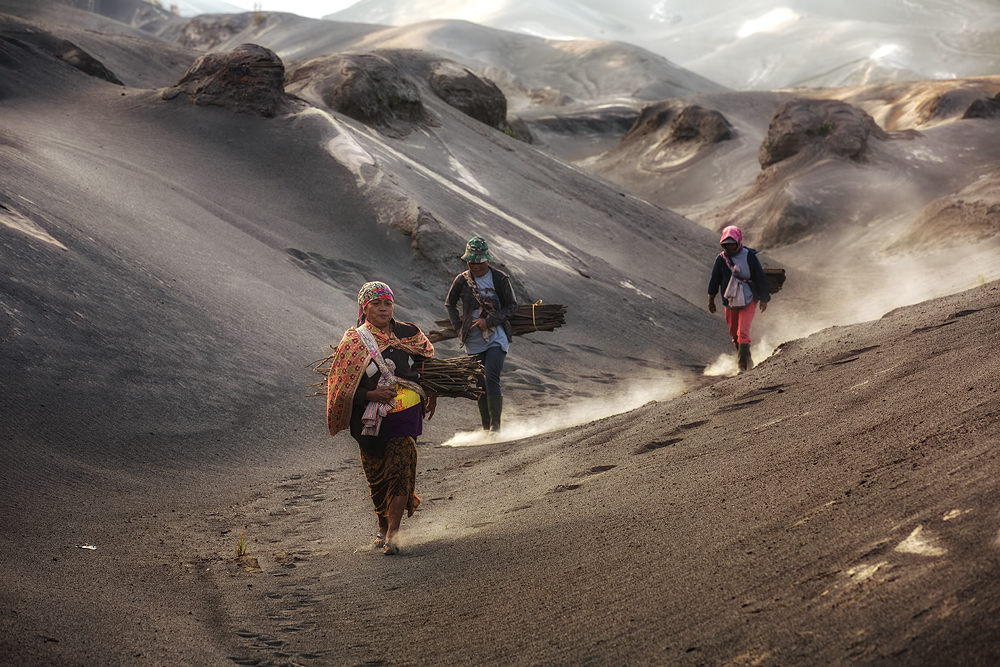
{"left": 326, "top": 282, "right": 436, "bottom": 555}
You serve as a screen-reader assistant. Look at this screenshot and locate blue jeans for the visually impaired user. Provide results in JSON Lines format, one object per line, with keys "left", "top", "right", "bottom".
{"left": 475, "top": 345, "right": 507, "bottom": 396}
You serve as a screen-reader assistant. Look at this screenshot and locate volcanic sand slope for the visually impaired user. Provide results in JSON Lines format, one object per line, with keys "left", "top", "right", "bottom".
{"left": 8, "top": 282, "right": 995, "bottom": 665}
{"left": 2, "top": 2, "right": 1000, "bottom": 665}
{"left": 0, "top": 8, "right": 722, "bottom": 663}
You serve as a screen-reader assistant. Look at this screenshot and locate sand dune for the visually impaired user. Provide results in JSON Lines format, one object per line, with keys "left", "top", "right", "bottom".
{"left": 2, "top": 1, "right": 1000, "bottom": 664}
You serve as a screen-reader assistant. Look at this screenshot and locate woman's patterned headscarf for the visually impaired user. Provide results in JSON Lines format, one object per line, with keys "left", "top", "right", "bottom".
{"left": 720, "top": 225, "right": 743, "bottom": 252}
{"left": 357, "top": 281, "right": 394, "bottom": 326}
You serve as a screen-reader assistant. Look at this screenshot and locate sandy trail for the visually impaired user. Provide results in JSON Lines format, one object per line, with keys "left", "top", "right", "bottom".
{"left": 46, "top": 282, "right": 991, "bottom": 667}
{"left": 2, "top": 3, "right": 1000, "bottom": 664}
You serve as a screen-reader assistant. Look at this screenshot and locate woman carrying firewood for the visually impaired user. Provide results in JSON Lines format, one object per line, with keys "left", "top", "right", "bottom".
{"left": 326, "top": 281, "right": 437, "bottom": 555}
{"left": 707, "top": 225, "right": 770, "bottom": 373}
{"left": 445, "top": 237, "right": 518, "bottom": 431}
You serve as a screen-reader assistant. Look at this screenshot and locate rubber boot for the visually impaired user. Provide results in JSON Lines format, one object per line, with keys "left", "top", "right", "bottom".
{"left": 738, "top": 344, "right": 753, "bottom": 373}
{"left": 487, "top": 396, "right": 503, "bottom": 432}
{"left": 477, "top": 396, "right": 491, "bottom": 430}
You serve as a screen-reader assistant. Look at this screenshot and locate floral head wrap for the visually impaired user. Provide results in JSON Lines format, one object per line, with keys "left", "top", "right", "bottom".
{"left": 720, "top": 225, "right": 743, "bottom": 252}
{"left": 357, "top": 281, "right": 394, "bottom": 326}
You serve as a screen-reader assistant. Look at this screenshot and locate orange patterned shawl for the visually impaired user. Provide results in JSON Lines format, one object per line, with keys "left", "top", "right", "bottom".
{"left": 326, "top": 321, "right": 435, "bottom": 437}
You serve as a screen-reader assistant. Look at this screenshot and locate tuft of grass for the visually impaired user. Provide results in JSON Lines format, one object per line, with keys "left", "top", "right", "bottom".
{"left": 977, "top": 273, "right": 986, "bottom": 286}
{"left": 235, "top": 530, "right": 248, "bottom": 558}
{"left": 254, "top": 1, "right": 265, "bottom": 26}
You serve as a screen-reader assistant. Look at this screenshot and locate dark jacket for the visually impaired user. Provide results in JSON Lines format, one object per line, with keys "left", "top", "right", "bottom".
{"left": 445, "top": 267, "right": 518, "bottom": 346}
{"left": 708, "top": 248, "right": 771, "bottom": 308}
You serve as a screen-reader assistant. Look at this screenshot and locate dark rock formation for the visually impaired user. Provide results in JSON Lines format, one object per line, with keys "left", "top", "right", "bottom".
{"left": 51, "top": 38, "right": 123, "bottom": 85}
{"left": 963, "top": 93, "right": 1000, "bottom": 119}
{"left": 592, "top": 102, "right": 734, "bottom": 176}
{"left": 286, "top": 52, "right": 434, "bottom": 137}
{"left": 702, "top": 99, "right": 924, "bottom": 249}
{"left": 759, "top": 98, "right": 888, "bottom": 167}
{"left": 372, "top": 49, "right": 508, "bottom": 130}
{"left": 621, "top": 103, "right": 732, "bottom": 148}
{"left": 915, "top": 88, "right": 994, "bottom": 124}
{"left": 426, "top": 60, "right": 506, "bottom": 129}
{"left": 162, "top": 43, "right": 288, "bottom": 117}
{"left": 290, "top": 48, "right": 511, "bottom": 133}
{"left": 611, "top": 104, "right": 735, "bottom": 177}
{"left": 666, "top": 105, "right": 734, "bottom": 143}
{"left": 504, "top": 116, "right": 535, "bottom": 144}
{"left": 5, "top": 27, "right": 124, "bottom": 85}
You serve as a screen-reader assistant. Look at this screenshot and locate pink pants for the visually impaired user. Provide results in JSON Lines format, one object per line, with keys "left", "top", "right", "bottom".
{"left": 725, "top": 300, "right": 757, "bottom": 345}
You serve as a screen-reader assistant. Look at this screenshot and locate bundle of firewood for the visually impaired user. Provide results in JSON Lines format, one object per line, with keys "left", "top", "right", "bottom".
{"left": 308, "top": 351, "right": 484, "bottom": 400}
{"left": 764, "top": 268, "right": 786, "bottom": 294}
{"left": 427, "top": 302, "right": 567, "bottom": 343}
{"left": 417, "top": 356, "right": 484, "bottom": 398}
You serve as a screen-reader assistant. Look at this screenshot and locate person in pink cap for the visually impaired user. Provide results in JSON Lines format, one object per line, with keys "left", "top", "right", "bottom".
{"left": 707, "top": 225, "right": 771, "bottom": 372}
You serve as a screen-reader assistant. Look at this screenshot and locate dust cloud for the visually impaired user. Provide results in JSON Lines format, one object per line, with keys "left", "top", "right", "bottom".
{"left": 440, "top": 375, "right": 688, "bottom": 446}
{"left": 702, "top": 229, "right": 1000, "bottom": 377}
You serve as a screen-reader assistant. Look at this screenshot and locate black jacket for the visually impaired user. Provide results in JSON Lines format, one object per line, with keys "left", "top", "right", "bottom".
{"left": 445, "top": 267, "right": 518, "bottom": 346}
{"left": 708, "top": 249, "right": 771, "bottom": 308}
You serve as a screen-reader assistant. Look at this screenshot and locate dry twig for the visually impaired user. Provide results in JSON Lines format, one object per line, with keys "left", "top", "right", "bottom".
{"left": 428, "top": 302, "right": 567, "bottom": 343}
{"left": 308, "top": 347, "right": 484, "bottom": 400}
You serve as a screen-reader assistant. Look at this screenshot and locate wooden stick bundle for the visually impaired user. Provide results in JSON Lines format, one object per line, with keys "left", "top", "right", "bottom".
{"left": 308, "top": 348, "right": 484, "bottom": 400}
{"left": 764, "top": 268, "right": 787, "bottom": 295}
{"left": 428, "top": 302, "right": 567, "bottom": 343}
{"left": 417, "top": 356, "right": 485, "bottom": 399}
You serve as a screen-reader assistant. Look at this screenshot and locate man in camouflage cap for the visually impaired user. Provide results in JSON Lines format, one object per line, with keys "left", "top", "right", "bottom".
{"left": 445, "top": 237, "right": 517, "bottom": 431}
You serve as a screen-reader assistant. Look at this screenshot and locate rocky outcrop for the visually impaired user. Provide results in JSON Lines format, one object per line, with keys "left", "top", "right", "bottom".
{"left": 162, "top": 43, "right": 289, "bottom": 117}
{"left": 913, "top": 87, "right": 998, "bottom": 124}
{"left": 375, "top": 49, "right": 508, "bottom": 130}
{"left": 963, "top": 92, "right": 1000, "bottom": 119}
{"left": 759, "top": 98, "right": 888, "bottom": 167}
{"left": 666, "top": 105, "right": 734, "bottom": 143}
{"left": 286, "top": 52, "right": 434, "bottom": 137}
{"left": 286, "top": 49, "right": 510, "bottom": 136}
{"left": 622, "top": 103, "right": 733, "bottom": 148}
{"left": 51, "top": 39, "right": 123, "bottom": 85}
{"left": 699, "top": 98, "right": 918, "bottom": 249}
{"left": 8, "top": 28, "right": 124, "bottom": 85}
{"left": 591, "top": 102, "right": 735, "bottom": 177}
{"left": 427, "top": 60, "right": 506, "bottom": 129}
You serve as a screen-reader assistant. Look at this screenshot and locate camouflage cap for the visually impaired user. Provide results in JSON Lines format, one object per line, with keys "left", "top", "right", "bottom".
{"left": 461, "top": 236, "right": 492, "bottom": 263}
